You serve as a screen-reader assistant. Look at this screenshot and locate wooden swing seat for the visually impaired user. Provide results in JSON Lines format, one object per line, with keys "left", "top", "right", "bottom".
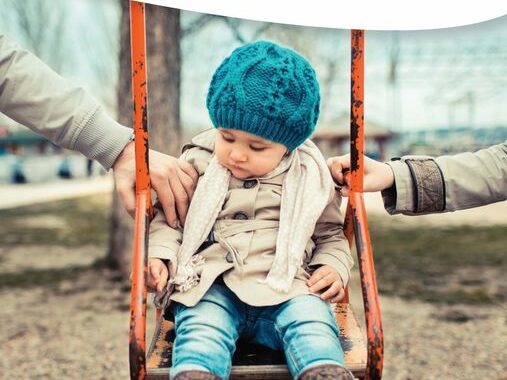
{"left": 146, "top": 303, "right": 366, "bottom": 379}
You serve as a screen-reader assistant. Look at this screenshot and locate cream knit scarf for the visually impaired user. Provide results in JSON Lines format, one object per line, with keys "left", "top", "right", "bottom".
{"left": 171, "top": 139, "right": 334, "bottom": 293}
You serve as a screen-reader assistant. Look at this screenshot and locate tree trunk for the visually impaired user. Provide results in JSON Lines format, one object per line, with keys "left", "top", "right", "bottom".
{"left": 107, "top": 0, "right": 181, "bottom": 278}
{"left": 146, "top": 4, "right": 181, "bottom": 154}
{"left": 106, "top": 0, "right": 133, "bottom": 276}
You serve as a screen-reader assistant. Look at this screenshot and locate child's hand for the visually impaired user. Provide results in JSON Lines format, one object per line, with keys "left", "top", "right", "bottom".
{"left": 307, "top": 265, "right": 345, "bottom": 303}
{"left": 147, "top": 258, "right": 169, "bottom": 292}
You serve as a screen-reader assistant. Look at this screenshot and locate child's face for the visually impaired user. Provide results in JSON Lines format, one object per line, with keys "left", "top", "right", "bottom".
{"left": 215, "top": 128, "right": 288, "bottom": 179}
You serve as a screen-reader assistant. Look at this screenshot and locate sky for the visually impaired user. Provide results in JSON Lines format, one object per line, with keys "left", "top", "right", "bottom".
{"left": 1, "top": 0, "right": 506, "bottom": 133}
{"left": 180, "top": 14, "right": 507, "bottom": 132}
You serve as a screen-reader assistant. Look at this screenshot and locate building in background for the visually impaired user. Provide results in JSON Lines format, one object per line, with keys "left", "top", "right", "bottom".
{"left": 313, "top": 114, "right": 397, "bottom": 160}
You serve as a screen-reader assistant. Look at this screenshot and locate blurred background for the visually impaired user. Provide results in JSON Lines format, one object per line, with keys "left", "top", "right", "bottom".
{"left": 0, "top": 1, "right": 506, "bottom": 379}
{"left": 1, "top": 0, "right": 507, "bottom": 181}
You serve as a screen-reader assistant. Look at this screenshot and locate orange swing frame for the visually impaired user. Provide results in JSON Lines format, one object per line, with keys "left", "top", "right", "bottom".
{"left": 127, "top": 2, "right": 383, "bottom": 379}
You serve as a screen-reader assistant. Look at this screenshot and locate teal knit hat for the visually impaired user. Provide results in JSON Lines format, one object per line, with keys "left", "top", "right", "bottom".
{"left": 206, "top": 41, "right": 320, "bottom": 151}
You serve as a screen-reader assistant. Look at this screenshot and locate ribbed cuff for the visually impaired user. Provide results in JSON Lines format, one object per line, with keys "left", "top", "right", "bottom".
{"left": 73, "top": 106, "right": 133, "bottom": 170}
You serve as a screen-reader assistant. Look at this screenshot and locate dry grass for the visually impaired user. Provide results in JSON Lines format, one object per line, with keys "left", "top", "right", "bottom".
{"left": 368, "top": 218, "right": 507, "bottom": 304}
{"left": 1, "top": 196, "right": 506, "bottom": 305}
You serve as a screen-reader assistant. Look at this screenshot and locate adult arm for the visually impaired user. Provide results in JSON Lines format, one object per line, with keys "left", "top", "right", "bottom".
{"left": 0, "top": 35, "right": 198, "bottom": 224}
{"left": 0, "top": 34, "right": 132, "bottom": 170}
{"left": 383, "top": 141, "right": 507, "bottom": 214}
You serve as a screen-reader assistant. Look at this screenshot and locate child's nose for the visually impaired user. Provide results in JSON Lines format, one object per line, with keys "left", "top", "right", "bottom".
{"left": 230, "top": 149, "right": 247, "bottom": 162}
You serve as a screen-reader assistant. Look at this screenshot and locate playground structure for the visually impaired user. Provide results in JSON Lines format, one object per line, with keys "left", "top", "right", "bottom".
{"left": 127, "top": 1, "right": 383, "bottom": 379}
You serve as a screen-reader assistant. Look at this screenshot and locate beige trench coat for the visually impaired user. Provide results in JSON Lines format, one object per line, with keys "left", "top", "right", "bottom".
{"left": 149, "top": 129, "right": 353, "bottom": 307}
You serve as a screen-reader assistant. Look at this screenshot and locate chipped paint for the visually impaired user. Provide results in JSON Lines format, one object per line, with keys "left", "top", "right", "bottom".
{"left": 347, "top": 30, "right": 384, "bottom": 380}
{"left": 129, "top": 2, "right": 152, "bottom": 379}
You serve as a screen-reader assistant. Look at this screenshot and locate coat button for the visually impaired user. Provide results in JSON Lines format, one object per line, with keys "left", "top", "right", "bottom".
{"left": 243, "top": 179, "right": 257, "bottom": 189}
{"left": 233, "top": 211, "right": 248, "bottom": 220}
{"left": 226, "top": 252, "right": 233, "bottom": 263}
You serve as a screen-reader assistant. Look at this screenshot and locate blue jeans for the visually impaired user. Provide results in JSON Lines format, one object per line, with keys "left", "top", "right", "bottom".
{"left": 171, "top": 284, "right": 345, "bottom": 379}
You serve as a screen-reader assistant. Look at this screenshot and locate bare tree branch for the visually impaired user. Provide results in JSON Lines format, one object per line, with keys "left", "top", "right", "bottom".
{"left": 181, "top": 14, "right": 214, "bottom": 38}
{"left": 219, "top": 17, "right": 272, "bottom": 43}
{"left": 251, "top": 23, "right": 272, "bottom": 40}
{"left": 222, "top": 17, "right": 246, "bottom": 43}
{"left": 6, "top": 0, "right": 68, "bottom": 73}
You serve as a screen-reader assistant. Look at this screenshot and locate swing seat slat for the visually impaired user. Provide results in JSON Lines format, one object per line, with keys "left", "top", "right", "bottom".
{"left": 146, "top": 303, "right": 366, "bottom": 379}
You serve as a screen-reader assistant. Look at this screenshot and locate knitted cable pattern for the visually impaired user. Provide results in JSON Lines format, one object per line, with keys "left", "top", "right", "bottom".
{"left": 206, "top": 41, "right": 320, "bottom": 151}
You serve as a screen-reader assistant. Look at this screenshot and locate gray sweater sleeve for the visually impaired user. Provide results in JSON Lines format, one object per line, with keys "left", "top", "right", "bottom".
{"left": 382, "top": 141, "right": 507, "bottom": 215}
{"left": 0, "top": 35, "right": 133, "bottom": 169}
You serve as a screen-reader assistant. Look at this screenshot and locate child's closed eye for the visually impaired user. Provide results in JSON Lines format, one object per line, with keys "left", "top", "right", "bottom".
{"left": 221, "top": 135, "right": 235, "bottom": 143}
{"left": 250, "top": 145, "right": 267, "bottom": 152}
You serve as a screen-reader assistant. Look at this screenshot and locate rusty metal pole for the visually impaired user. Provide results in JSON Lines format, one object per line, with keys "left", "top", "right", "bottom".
{"left": 344, "top": 29, "right": 384, "bottom": 380}
{"left": 129, "top": 1, "right": 152, "bottom": 379}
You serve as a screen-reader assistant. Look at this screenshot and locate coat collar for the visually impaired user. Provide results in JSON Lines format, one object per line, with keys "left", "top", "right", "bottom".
{"left": 182, "top": 128, "right": 216, "bottom": 154}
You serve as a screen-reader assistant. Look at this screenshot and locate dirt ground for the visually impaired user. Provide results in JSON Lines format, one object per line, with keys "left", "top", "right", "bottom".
{"left": 0, "top": 245, "right": 505, "bottom": 380}
{"left": 0, "top": 197, "right": 507, "bottom": 380}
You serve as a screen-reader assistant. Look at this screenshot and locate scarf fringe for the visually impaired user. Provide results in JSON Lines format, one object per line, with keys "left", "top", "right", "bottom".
{"left": 172, "top": 254, "right": 206, "bottom": 292}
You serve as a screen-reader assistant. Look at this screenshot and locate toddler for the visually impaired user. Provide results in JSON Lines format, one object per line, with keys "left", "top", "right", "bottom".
{"left": 148, "top": 41, "right": 354, "bottom": 380}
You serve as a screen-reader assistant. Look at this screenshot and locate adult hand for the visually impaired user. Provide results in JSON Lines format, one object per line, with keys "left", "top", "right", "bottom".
{"left": 327, "top": 154, "right": 395, "bottom": 197}
{"left": 112, "top": 140, "right": 198, "bottom": 227}
{"left": 307, "top": 265, "right": 345, "bottom": 303}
